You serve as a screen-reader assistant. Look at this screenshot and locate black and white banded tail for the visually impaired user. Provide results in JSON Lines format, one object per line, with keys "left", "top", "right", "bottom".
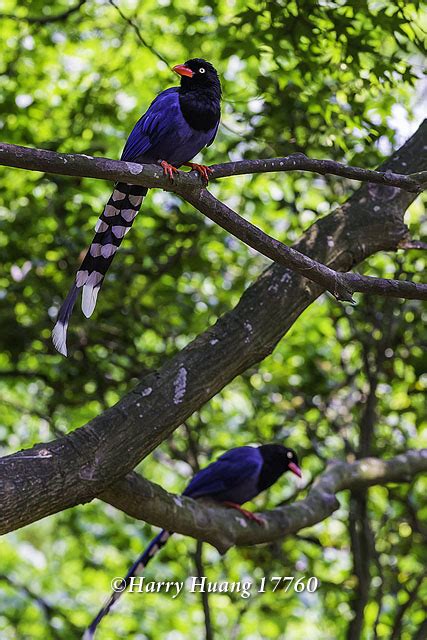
{"left": 82, "top": 530, "right": 171, "bottom": 640}
{"left": 52, "top": 182, "right": 146, "bottom": 356}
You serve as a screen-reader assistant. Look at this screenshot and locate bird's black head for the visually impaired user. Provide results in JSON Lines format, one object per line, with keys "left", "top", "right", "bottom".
{"left": 173, "top": 58, "right": 221, "bottom": 97}
{"left": 257, "top": 444, "right": 301, "bottom": 493}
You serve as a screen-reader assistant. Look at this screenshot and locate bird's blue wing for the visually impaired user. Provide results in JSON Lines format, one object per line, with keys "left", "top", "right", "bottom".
{"left": 207, "top": 120, "right": 219, "bottom": 147}
{"left": 121, "top": 87, "right": 180, "bottom": 162}
{"left": 183, "top": 446, "right": 262, "bottom": 499}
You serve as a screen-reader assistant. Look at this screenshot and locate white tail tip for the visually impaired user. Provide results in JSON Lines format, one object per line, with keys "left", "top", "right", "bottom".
{"left": 82, "top": 629, "right": 95, "bottom": 640}
{"left": 81, "top": 285, "right": 100, "bottom": 318}
{"left": 52, "top": 321, "right": 68, "bottom": 357}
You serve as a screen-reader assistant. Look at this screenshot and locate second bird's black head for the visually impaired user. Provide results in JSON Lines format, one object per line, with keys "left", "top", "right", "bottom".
{"left": 173, "top": 58, "right": 221, "bottom": 98}
{"left": 257, "top": 444, "right": 301, "bottom": 493}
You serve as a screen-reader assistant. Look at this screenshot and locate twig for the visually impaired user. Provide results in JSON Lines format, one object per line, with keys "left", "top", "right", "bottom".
{"left": 210, "top": 154, "right": 427, "bottom": 193}
{"left": 398, "top": 239, "right": 427, "bottom": 251}
{"left": 0, "top": 574, "right": 80, "bottom": 638}
{"left": 390, "top": 572, "right": 427, "bottom": 640}
{"left": 107, "top": 0, "right": 170, "bottom": 67}
{"left": 194, "top": 541, "right": 214, "bottom": 640}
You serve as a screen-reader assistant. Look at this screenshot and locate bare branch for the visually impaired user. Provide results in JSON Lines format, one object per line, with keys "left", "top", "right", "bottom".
{"left": 0, "top": 140, "right": 425, "bottom": 193}
{"left": 100, "top": 450, "right": 427, "bottom": 554}
{"left": 390, "top": 572, "right": 427, "bottom": 640}
{"left": 0, "top": 140, "right": 426, "bottom": 301}
{"left": 184, "top": 189, "right": 427, "bottom": 301}
{"left": 0, "top": 573, "right": 79, "bottom": 637}
{"left": 210, "top": 154, "right": 427, "bottom": 193}
{"left": 193, "top": 541, "right": 214, "bottom": 640}
{"left": 398, "top": 239, "right": 427, "bottom": 251}
{"left": 0, "top": 122, "right": 425, "bottom": 535}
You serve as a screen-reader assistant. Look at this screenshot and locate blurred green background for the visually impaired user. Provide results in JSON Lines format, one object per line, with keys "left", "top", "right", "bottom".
{"left": 0, "top": 0, "right": 426, "bottom": 638}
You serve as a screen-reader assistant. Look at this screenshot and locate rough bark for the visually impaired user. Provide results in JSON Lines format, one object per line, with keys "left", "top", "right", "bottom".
{"left": 0, "top": 122, "right": 426, "bottom": 536}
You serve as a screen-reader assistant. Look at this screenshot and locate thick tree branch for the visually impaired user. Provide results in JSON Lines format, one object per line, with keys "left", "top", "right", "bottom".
{"left": 0, "top": 140, "right": 426, "bottom": 301}
{"left": 0, "top": 141, "right": 425, "bottom": 192}
{"left": 0, "top": 122, "right": 425, "bottom": 534}
{"left": 100, "top": 450, "right": 427, "bottom": 554}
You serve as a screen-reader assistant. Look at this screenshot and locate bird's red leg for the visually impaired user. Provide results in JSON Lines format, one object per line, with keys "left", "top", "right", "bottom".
{"left": 222, "top": 501, "right": 267, "bottom": 526}
{"left": 184, "top": 162, "right": 213, "bottom": 183}
{"left": 159, "top": 160, "right": 179, "bottom": 181}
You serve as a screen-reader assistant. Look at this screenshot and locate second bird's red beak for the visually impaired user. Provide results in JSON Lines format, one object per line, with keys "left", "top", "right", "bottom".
{"left": 173, "top": 64, "right": 194, "bottom": 78}
{"left": 288, "top": 462, "right": 302, "bottom": 478}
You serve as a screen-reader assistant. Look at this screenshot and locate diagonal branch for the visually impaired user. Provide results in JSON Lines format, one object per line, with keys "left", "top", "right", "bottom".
{"left": 184, "top": 188, "right": 427, "bottom": 301}
{"left": 0, "top": 140, "right": 426, "bottom": 301}
{"left": 0, "top": 122, "right": 425, "bottom": 535}
{"left": 100, "top": 450, "right": 427, "bottom": 553}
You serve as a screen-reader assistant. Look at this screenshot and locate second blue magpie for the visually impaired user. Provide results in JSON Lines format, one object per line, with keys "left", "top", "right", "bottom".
{"left": 82, "top": 444, "right": 301, "bottom": 639}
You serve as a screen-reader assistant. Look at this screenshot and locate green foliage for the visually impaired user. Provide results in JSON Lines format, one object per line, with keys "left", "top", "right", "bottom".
{"left": 0, "top": 0, "right": 426, "bottom": 638}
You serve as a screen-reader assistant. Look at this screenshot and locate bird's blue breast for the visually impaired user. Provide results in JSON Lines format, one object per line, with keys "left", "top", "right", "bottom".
{"left": 121, "top": 87, "right": 218, "bottom": 167}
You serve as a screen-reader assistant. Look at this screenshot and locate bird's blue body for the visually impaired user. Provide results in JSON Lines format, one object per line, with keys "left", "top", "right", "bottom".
{"left": 82, "top": 444, "right": 301, "bottom": 639}
{"left": 183, "top": 445, "right": 263, "bottom": 503}
{"left": 122, "top": 88, "right": 218, "bottom": 167}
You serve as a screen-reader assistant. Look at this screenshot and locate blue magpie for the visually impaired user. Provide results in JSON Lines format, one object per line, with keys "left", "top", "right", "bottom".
{"left": 83, "top": 444, "right": 301, "bottom": 638}
{"left": 53, "top": 59, "right": 221, "bottom": 355}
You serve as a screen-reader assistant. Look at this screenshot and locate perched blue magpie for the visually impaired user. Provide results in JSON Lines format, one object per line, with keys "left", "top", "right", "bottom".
{"left": 53, "top": 59, "right": 221, "bottom": 356}
{"left": 82, "top": 444, "right": 301, "bottom": 639}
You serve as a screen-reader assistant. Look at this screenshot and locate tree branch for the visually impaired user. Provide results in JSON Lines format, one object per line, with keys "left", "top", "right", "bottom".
{"left": 99, "top": 450, "right": 427, "bottom": 554}
{"left": 390, "top": 572, "right": 427, "bottom": 640}
{"left": 0, "top": 139, "right": 426, "bottom": 301}
{"left": 184, "top": 189, "right": 427, "bottom": 301}
{"left": 0, "top": 139, "right": 425, "bottom": 192}
{"left": 210, "top": 154, "right": 427, "bottom": 192}
{"left": 0, "top": 122, "right": 425, "bottom": 534}
{"left": 0, "top": 574, "right": 79, "bottom": 638}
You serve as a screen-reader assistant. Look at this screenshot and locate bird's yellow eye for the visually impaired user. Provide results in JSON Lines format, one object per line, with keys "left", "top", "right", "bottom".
{"left": 199, "top": 68, "right": 206, "bottom": 74}
{"left": 287, "top": 451, "right": 293, "bottom": 459}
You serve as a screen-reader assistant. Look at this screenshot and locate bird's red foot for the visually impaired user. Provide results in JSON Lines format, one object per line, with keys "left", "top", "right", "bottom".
{"left": 160, "top": 160, "right": 179, "bottom": 181}
{"left": 184, "top": 162, "right": 213, "bottom": 183}
{"left": 223, "top": 502, "right": 267, "bottom": 526}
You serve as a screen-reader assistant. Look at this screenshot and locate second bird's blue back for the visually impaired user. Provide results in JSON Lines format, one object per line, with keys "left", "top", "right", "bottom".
{"left": 183, "top": 446, "right": 264, "bottom": 505}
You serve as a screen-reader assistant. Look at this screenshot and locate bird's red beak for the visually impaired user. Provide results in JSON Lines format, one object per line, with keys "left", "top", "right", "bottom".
{"left": 288, "top": 462, "right": 302, "bottom": 478}
{"left": 173, "top": 64, "right": 194, "bottom": 78}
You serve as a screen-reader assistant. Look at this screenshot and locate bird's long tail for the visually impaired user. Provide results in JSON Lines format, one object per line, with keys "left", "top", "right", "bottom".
{"left": 52, "top": 182, "right": 147, "bottom": 356}
{"left": 82, "top": 529, "right": 172, "bottom": 640}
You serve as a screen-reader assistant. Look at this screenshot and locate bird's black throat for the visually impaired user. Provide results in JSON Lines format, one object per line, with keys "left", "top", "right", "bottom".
{"left": 257, "top": 444, "right": 296, "bottom": 493}
{"left": 178, "top": 87, "right": 221, "bottom": 132}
